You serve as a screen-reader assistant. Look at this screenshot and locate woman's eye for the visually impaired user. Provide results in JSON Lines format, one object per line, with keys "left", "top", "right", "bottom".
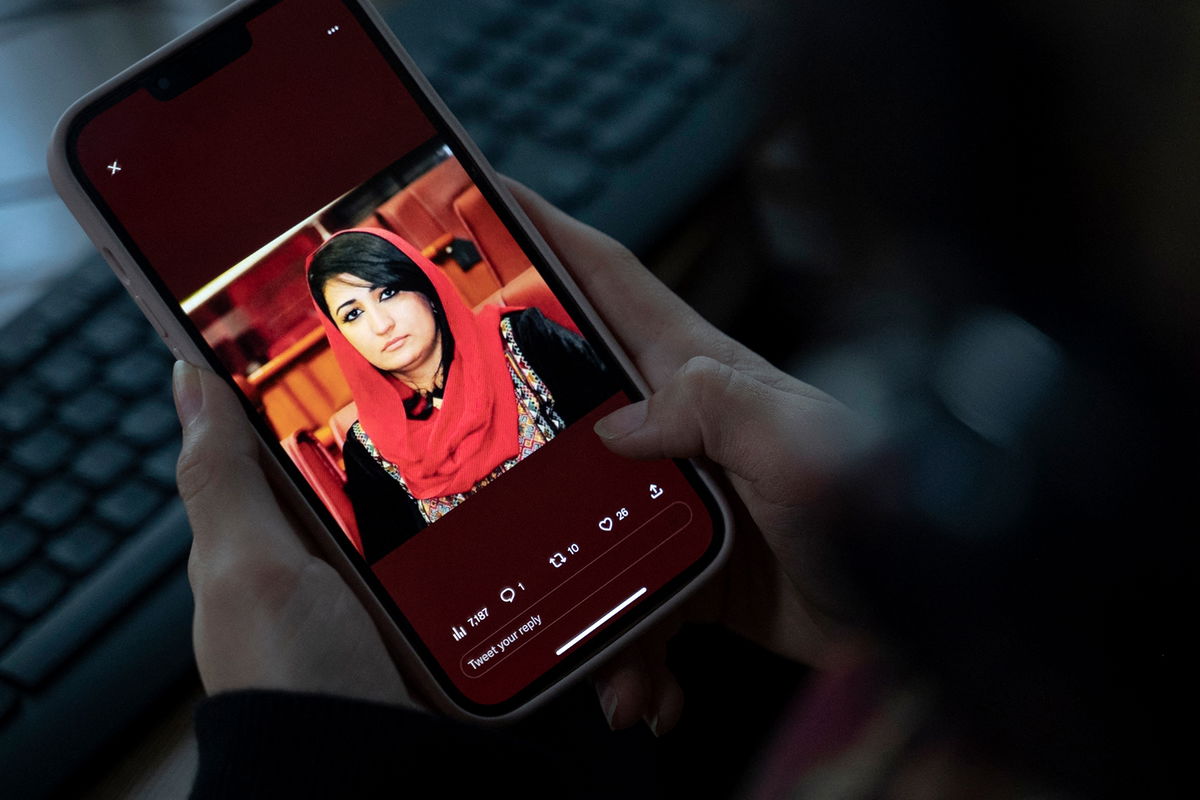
{"left": 342, "top": 308, "right": 361, "bottom": 323}
{"left": 379, "top": 287, "right": 397, "bottom": 301}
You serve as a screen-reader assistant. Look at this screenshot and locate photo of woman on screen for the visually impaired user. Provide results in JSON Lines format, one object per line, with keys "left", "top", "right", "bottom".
{"left": 307, "top": 228, "right": 613, "bottom": 559}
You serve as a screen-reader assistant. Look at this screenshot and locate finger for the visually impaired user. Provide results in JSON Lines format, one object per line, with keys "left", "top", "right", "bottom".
{"left": 592, "top": 619, "right": 686, "bottom": 735}
{"left": 592, "top": 644, "right": 652, "bottom": 731}
{"left": 593, "top": 645, "right": 685, "bottom": 736}
{"left": 594, "top": 356, "right": 846, "bottom": 497}
{"left": 641, "top": 638, "right": 685, "bottom": 736}
{"left": 173, "top": 362, "right": 310, "bottom": 576}
{"left": 503, "top": 178, "right": 744, "bottom": 388}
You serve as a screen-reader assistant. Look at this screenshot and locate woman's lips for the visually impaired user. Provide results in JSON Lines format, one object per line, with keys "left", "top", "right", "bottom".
{"left": 381, "top": 335, "right": 409, "bottom": 353}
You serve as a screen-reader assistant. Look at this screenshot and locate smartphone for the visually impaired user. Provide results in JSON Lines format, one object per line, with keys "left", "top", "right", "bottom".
{"left": 48, "top": 0, "right": 731, "bottom": 719}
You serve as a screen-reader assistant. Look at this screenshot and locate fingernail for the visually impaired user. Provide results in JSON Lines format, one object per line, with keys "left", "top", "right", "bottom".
{"left": 645, "top": 713, "right": 660, "bottom": 737}
{"left": 594, "top": 401, "right": 647, "bottom": 440}
{"left": 599, "top": 685, "right": 619, "bottom": 729}
{"left": 172, "top": 361, "right": 202, "bottom": 428}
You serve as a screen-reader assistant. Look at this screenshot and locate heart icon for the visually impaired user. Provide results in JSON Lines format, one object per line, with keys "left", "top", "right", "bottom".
{"left": 598, "top": 517, "right": 614, "bottom": 532}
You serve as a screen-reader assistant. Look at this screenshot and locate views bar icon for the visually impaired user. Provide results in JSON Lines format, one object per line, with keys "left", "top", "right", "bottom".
{"left": 451, "top": 625, "right": 467, "bottom": 642}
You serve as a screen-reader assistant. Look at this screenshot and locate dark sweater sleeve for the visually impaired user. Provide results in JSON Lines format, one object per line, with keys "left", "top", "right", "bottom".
{"left": 342, "top": 433, "right": 426, "bottom": 563}
{"left": 190, "top": 691, "right": 571, "bottom": 799}
{"left": 509, "top": 308, "right": 618, "bottom": 425}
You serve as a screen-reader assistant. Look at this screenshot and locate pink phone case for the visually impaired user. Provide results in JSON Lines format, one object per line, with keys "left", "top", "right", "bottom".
{"left": 47, "top": 0, "right": 734, "bottom": 721}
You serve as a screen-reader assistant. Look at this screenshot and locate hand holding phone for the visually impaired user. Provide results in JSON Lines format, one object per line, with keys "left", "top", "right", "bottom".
{"left": 178, "top": 360, "right": 411, "bottom": 706}
{"left": 179, "top": 182, "right": 857, "bottom": 732}
{"left": 511, "top": 184, "right": 858, "bottom": 731}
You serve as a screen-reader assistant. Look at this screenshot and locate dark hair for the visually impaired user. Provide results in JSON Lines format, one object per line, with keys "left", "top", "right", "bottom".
{"left": 307, "top": 231, "right": 455, "bottom": 377}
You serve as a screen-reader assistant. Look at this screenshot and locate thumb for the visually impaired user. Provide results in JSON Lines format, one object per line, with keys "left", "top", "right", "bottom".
{"left": 173, "top": 362, "right": 309, "bottom": 574}
{"left": 594, "top": 356, "right": 850, "bottom": 498}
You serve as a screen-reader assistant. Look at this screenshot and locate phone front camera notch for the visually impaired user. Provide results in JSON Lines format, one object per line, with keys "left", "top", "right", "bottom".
{"left": 144, "top": 22, "right": 251, "bottom": 101}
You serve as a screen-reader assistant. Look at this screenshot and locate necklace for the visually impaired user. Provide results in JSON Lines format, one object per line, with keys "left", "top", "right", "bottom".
{"left": 413, "top": 363, "right": 446, "bottom": 400}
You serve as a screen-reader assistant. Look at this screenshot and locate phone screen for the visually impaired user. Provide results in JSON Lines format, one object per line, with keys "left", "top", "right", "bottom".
{"left": 63, "top": 0, "right": 724, "bottom": 713}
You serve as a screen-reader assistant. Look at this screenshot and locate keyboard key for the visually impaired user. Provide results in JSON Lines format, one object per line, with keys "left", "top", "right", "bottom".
{"left": 22, "top": 481, "right": 89, "bottom": 532}
{"left": 61, "top": 260, "right": 120, "bottom": 308}
{"left": 73, "top": 439, "right": 137, "bottom": 488}
{"left": 0, "top": 521, "right": 39, "bottom": 574}
{"left": 479, "top": 11, "right": 522, "bottom": 38}
{"left": 96, "top": 480, "right": 165, "bottom": 531}
{"left": 0, "top": 563, "right": 66, "bottom": 620}
{"left": 104, "top": 351, "right": 168, "bottom": 397}
{"left": 526, "top": 65, "right": 576, "bottom": 103}
{"left": 0, "top": 682, "right": 16, "bottom": 723}
{"left": 533, "top": 105, "right": 591, "bottom": 148}
{"left": 45, "top": 524, "right": 115, "bottom": 576}
{"left": 117, "top": 398, "right": 179, "bottom": 448}
{"left": 491, "top": 90, "right": 540, "bottom": 128}
{"left": 561, "top": 0, "right": 602, "bottom": 26}
{"left": 0, "top": 502, "right": 190, "bottom": 688}
{"left": 580, "top": 72, "right": 625, "bottom": 104}
{"left": 612, "top": 3, "right": 659, "bottom": 36}
{"left": 8, "top": 429, "right": 73, "bottom": 479}
{"left": 142, "top": 440, "right": 181, "bottom": 488}
{"left": 435, "top": 38, "right": 487, "bottom": 77}
{"left": 0, "top": 323, "right": 52, "bottom": 372}
{"left": 0, "top": 613, "right": 17, "bottom": 651}
{"left": 81, "top": 308, "right": 143, "bottom": 358}
{"left": 490, "top": 54, "right": 532, "bottom": 91}
{"left": 519, "top": 18, "right": 572, "bottom": 55}
{"left": 568, "top": 31, "right": 622, "bottom": 70}
{"left": 32, "top": 347, "right": 95, "bottom": 396}
{"left": 662, "top": 53, "right": 716, "bottom": 99}
{"left": 0, "top": 470, "right": 27, "bottom": 516}
{"left": 662, "top": 3, "right": 747, "bottom": 59}
{"left": 48, "top": 291, "right": 111, "bottom": 337}
{"left": 57, "top": 387, "right": 122, "bottom": 435}
{"left": 589, "top": 90, "right": 684, "bottom": 159}
{"left": 0, "top": 382, "right": 46, "bottom": 436}
{"left": 623, "top": 46, "right": 675, "bottom": 84}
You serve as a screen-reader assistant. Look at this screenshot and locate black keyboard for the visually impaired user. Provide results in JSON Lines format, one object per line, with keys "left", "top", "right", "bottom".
{"left": 0, "top": 257, "right": 194, "bottom": 793}
{"left": 421, "top": 0, "right": 744, "bottom": 207}
{"left": 0, "top": 0, "right": 775, "bottom": 794}
{"left": 388, "top": 0, "right": 751, "bottom": 252}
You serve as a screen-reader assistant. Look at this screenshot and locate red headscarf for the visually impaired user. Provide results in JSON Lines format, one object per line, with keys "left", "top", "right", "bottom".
{"left": 309, "top": 228, "right": 520, "bottom": 499}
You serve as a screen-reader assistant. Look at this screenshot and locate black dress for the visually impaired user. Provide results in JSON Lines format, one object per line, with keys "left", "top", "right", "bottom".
{"left": 342, "top": 308, "right": 616, "bottom": 562}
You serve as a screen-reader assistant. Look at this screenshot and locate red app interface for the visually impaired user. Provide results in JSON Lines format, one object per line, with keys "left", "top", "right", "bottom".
{"left": 69, "top": 0, "right": 721, "bottom": 710}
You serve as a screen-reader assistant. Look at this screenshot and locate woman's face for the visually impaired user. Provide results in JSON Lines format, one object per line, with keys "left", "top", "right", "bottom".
{"left": 323, "top": 273, "right": 441, "bottom": 379}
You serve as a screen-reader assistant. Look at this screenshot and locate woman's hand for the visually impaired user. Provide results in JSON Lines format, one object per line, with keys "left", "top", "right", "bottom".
{"left": 173, "top": 180, "right": 860, "bottom": 726}
{"left": 507, "top": 180, "right": 867, "bottom": 735}
{"left": 174, "top": 361, "right": 412, "bottom": 706}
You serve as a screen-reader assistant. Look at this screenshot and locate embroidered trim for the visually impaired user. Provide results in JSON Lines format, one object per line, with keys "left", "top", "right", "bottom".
{"left": 351, "top": 316, "right": 565, "bottom": 524}
{"left": 500, "top": 316, "right": 566, "bottom": 434}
